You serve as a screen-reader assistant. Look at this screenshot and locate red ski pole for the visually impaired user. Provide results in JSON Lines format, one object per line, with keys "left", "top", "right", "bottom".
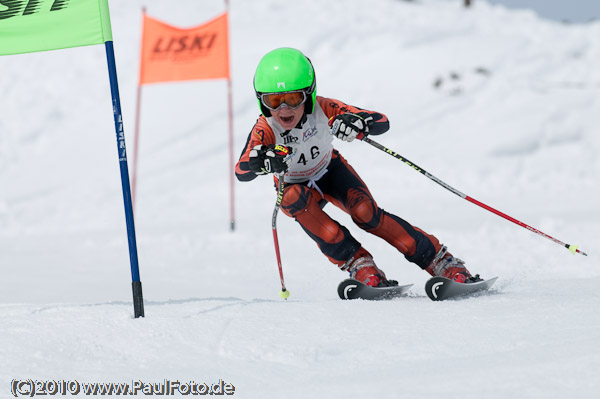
{"left": 358, "top": 134, "right": 588, "bottom": 256}
{"left": 272, "top": 172, "right": 290, "bottom": 299}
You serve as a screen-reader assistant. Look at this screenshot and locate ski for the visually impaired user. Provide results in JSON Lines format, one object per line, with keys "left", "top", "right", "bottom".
{"left": 338, "top": 278, "right": 413, "bottom": 300}
{"left": 425, "top": 276, "right": 498, "bottom": 301}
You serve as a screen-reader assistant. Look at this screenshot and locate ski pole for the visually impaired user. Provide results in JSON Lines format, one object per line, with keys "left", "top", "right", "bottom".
{"left": 272, "top": 172, "right": 290, "bottom": 299}
{"left": 358, "top": 134, "right": 588, "bottom": 256}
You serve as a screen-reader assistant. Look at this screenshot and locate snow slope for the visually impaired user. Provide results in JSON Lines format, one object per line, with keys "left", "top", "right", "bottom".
{"left": 1, "top": 0, "right": 598, "bottom": 398}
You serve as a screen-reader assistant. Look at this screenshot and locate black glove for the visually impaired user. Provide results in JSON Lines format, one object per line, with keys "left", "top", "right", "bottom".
{"left": 248, "top": 144, "right": 292, "bottom": 175}
{"left": 329, "top": 113, "right": 373, "bottom": 142}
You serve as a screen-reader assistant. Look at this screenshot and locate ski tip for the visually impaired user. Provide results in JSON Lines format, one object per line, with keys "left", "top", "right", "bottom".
{"left": 485, "top": 276, "right": 499, "bottom": 286}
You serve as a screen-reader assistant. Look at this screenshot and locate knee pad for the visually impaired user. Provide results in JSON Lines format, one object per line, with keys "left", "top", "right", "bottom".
{"left": 348, "top": 189, "right": 381, "bottom": 230}
{"left": 281, "top": 184, "right": 313, "bottom": 218}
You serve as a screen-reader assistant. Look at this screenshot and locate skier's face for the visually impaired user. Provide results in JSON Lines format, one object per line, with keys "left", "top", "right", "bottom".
{"left": 272, "top": 103, "right": 305, "bottom": 130}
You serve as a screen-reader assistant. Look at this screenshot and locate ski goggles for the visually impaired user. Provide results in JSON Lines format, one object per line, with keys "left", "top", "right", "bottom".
{"left": 260, "top": 90, "right": 307, "bottom": 111}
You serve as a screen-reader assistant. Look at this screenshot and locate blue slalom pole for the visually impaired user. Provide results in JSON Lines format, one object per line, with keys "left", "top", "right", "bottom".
{"left": 104, "top": 41, "right": 144, "bottom": 318}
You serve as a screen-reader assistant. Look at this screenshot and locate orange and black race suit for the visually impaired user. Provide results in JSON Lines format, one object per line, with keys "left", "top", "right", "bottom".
{"left": 236, "top": 96, "right": 442, "bottom": 269}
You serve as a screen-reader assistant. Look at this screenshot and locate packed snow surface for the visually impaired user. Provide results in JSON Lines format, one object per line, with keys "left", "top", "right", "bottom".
{"left": 1, "top": 1, "right": 598, "bottom": 398}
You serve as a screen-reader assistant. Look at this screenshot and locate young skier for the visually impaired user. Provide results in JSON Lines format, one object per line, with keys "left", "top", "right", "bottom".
{"left": 235, "top": 47, "right": 477, "bottom": 287}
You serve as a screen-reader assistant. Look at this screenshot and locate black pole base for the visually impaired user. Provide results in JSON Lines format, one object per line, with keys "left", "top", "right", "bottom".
{"left": 132, "top": 281, "right": 145, "bottom": 318}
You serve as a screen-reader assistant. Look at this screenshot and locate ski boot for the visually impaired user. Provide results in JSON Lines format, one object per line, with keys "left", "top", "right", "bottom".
{"left": 425, "top": 245, "right": 476, "bottom": 283}
{"left": 342, "top": 248, "right": 395, "bottom": 287}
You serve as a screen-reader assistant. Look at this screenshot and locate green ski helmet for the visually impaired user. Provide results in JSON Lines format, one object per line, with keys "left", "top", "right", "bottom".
{"left": 254, "top": 47, "right": 316, "bottom": 117}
